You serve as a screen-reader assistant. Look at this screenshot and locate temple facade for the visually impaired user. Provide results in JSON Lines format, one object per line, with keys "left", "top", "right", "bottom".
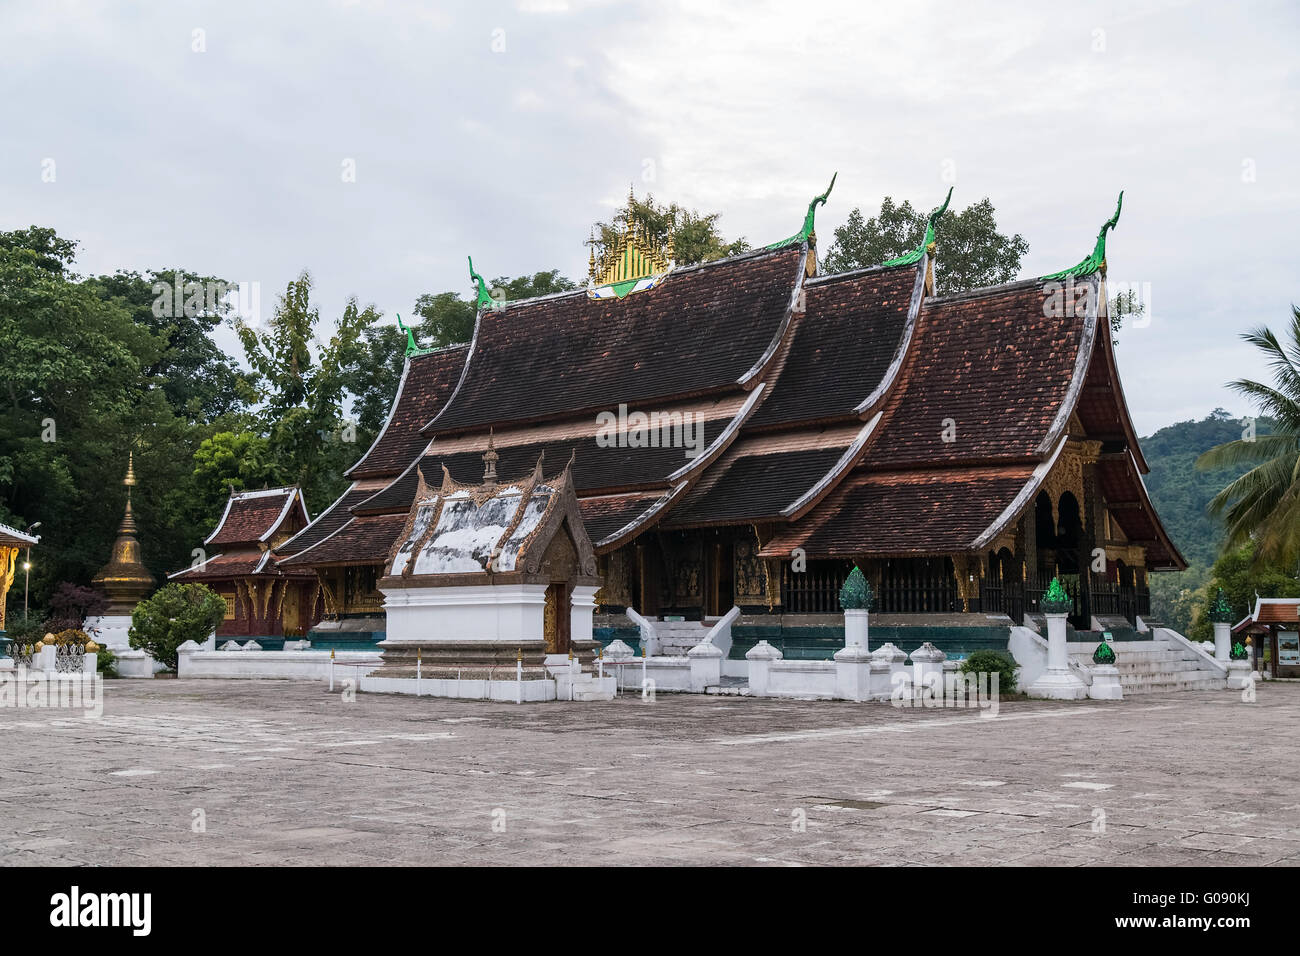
{"left": 171, "top": 486, "right": 322, "bottom": 641}
{"left": 274, "top": 182, "right": 1184, "bottom": 658}
{"left": 0, "top": 521, "right": 39, "bottom": 636}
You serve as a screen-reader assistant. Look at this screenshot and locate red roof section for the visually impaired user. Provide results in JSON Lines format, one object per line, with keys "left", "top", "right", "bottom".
{"left": 206, "top": 488, "right": 308, "bottom": 548}
{"left": 346, "top": 345, "right": 467, "bottom": 480}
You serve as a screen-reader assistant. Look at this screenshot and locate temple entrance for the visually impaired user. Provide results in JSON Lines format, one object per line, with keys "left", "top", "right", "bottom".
{"left": 706, "top": 539, "right": 734, "bottom": 617}
{"left": 544, "top": 582, "right": 572, "bottom": 655}
{"left": 281, "top": 584, "right": 301, "bottom": 637}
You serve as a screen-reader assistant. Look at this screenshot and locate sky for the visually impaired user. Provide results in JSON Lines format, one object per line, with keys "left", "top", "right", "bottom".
{"left": 2, "top": 0, "right": 1297, "bottom": 436}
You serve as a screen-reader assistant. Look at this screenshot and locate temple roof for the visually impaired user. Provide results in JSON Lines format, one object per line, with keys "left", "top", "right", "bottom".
{"left": 423, "top": 245, "right": 805, "bottom": 434}
{"left": 0, "top": 522, "right": 39, "bottom": 548}
{"left": 277, "top": 484, "right": 378, "bottom": 558}
{"left": 345, "top": 345, "right": 467, "bottom": 480}
{"left": 205, "top": 486, "right": 309, "bottom": 548}
{"left": 268, "top": 189, "right": 1184, "bottom": 573}
{"left": 170, "top": 550, "right": 314, "bottom": 581}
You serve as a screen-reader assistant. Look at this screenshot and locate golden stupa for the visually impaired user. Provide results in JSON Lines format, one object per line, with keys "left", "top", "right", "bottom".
{"left": 91, "top": 454, "right": 156, "bottom": 615}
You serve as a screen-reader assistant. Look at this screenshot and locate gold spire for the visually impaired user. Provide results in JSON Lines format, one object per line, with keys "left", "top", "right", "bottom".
{"left": 92, "top": 453, "right": 156, "bottom": 615}
{"left": 589, "top": 186, "right": 674, "bottom": 288}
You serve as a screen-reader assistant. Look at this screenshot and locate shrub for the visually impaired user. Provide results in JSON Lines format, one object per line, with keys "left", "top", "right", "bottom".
{"left": 959, "top": 649, "right": 1019, "bottom": 694}
{"left": 128, "top": 583, "right": 225, "bottom": 671}
{"left": 96, "top": 644, "right": 118, "bottom": 677}
{"left": 3, "top": 612, "right": 48, "bottom": 646}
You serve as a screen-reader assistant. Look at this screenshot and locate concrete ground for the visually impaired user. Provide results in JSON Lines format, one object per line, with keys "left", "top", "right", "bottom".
{"left": 2, "top": 679, "right": 1298, "bottom": 866}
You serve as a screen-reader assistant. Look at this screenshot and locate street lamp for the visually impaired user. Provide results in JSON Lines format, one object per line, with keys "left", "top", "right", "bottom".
{"left": 23, "top": 522, "right": 40, "bottom": 620}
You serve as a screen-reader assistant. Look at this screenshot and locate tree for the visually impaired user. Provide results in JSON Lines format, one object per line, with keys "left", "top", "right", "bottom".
{"left": 1109, "top": 288, "right": 1146, "bottom": 346}
{"left": 128, "top": 582, "right": 226, "bottom": 670}
{"left": 191, "top": 431, "right": 285, "bottom": 523}
{"left": 1179, "top": 543, "right": 1300, "bottom": 641}
{"left": 85, "top": 269, "right": 254, "bottom": 422}
{"left": 235, "top": 272, "right": 380, "bottom": 507}
{"left": 589, "top": 195, "right": 749, "bottom": 269}
{"left": 1196, "top": 307, "right": 1300, "bottom": 567}
{"left": 821, "top": 196, "right": 1027, "bottom": 293}
{"left": 46, "top": 582, "right": 106, "bottom": 631}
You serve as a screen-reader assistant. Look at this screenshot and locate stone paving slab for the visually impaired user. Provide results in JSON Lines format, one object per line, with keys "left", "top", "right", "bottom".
{"left": 1, "top": 679, "right": 1298, "bottom": 866}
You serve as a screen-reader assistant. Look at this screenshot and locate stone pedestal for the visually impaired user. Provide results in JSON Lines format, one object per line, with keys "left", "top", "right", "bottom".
{"left": 687, "top": 639, "right": 723, "bottom": 692}
{"left": 113, "top": 649, "right": 158, "bottom": 679}
{"left": 745, "top": 640, "right": 782, "bottom": 696}
{"left": 1088, "top": 663, "right": 1123, "bottom": 700}
{"left": 909, "top": 642, "right": 946, "bottom": 697}
{"left": 833, "top": 642, "right": 873, "bottom": 701}
{"left": 843, "top": 608, "right": 869, "bottom": 653}
{"left": 83, "top": 614, "right": 133, "bottom": 652}
{"left": 1226, "top": 660, "right": 1255, "bottom": 691}
{"left": 1027, "top": 612, "right": 1088, "bottom": 700}
{"left": 1213, "top": 621, "right": 1231, "bottom": 663}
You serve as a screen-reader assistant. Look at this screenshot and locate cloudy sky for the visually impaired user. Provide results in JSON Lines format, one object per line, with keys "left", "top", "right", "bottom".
{"left": 3, "top": 0, "right": 1297, "bottom": 434}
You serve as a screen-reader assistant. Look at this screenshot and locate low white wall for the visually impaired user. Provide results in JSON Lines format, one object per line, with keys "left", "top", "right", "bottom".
{"left": 763, "top": 660, "right": 837, "bottom": 699}
{"left": 360, "top": 675, "right": 556, "bottom": 702}
{"left": 178, "top": 649, "right": 382, "bottom": 680}
{"left": 607, "top": 656, "right": 692, "bottom": 692}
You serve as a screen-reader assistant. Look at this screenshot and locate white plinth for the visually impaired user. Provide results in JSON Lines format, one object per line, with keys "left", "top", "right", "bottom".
{"left": 83, "top": 614, "right": 133, "bottom": 651}
{"left": 1213, "top": 621, "right": 1231, "bottom": 663}
{"left": 1226, "top": 660, "right": 1255, "bottom": 691}
{"left": 843, "top": 608, "right": 869, "bottom": 652}
{"left": 1028, "top": 612, "right": 1088, "bottom": 699}
{"left": 1088, "top": 663, "right": 1123, "bottom": 700}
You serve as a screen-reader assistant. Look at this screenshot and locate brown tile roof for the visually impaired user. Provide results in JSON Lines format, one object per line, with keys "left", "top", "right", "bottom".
{"left": 1256, "top": 601, "right": 1300, "bottom": 624}
{"left": 277, "top": 513, "right": 407, "bottom": 567}
{"left": 667, "top": 446, "right": 848, "bottom": 527}
{"left": 206, "top": 488, "right": 308, "bottom": 548}
{"left": 760, "top": 466, "right": 1035, "bottom": 558}
{"left": 276, "top": 485, "right": 376, "bottom": 558}
{"left": 346, "top": 345, "right": 467, "bottom": 479}
{"left": 579, "top": 492, "right": 667, "bottom": 545}
{"left": 863, "top": 280, "right": 1087, "bottom": 469}
{"left": 171, "top": 551, "right": 314, "bottom": 580}
{"left": 424, "top": 246, "right": 803, "bottom": 433}
{"left": 747, "top": 264, "right": 918, "bottom": 429}
{"left": 354, "top": 420, "right": 732, "bottom": 515}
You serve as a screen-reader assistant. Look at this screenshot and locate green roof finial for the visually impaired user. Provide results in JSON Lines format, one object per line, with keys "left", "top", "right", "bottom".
{"left": 1040, "top": 191, "right": 1123, "bottom": 281}
{"left": 392, "top": 314, "right": 434, "bottom": 358}
{"left": 468, "top": 256, "right": 497, "bottom": 310}
{"left": 765, "top": 172, "right": 837, "bottom": 249}
{"left": 882, "top": 186, "right": 953, "bottom": 267}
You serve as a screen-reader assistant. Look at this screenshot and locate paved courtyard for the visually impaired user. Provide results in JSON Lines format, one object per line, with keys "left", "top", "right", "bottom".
{"left": 2, "top": 679, "right": 1298, "bottom": 866}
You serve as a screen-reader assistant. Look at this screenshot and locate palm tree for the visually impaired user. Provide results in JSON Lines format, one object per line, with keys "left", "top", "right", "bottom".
{"left": 1196, "top": 306, "right": 1300, "bottom": 565}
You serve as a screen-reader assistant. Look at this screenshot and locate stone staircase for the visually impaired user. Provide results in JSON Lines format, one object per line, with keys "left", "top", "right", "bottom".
{"left": 654, "top": 619, "right": 714, "bottom": 656}
{"left": 1069, "top": 638, "right": 1224, "bottom": 694}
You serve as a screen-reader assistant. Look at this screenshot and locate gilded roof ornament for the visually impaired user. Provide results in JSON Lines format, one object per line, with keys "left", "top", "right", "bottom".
{"left": 1040, "top": 191, "right": 1123, "bottom": 281}
{"left": 882, "top": 186, "right": 953, "bottom": 267}
{"left": 586, "top": 186, "right": 676, "bottom": 300}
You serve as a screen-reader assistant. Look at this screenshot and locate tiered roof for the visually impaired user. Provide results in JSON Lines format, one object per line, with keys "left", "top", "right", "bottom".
{"left": 0, "top": 522, "right": 39, "bottom": 548}
{"left": 174, "top": 486, "right": 312, "bottom": 582}
{"left": 273, "top": 184, "right": 1185, "bottom": 576}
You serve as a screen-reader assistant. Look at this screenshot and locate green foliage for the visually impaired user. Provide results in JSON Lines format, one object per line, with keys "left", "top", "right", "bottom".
{"left": 191, "top": 431, "right": 285, "bottom": 523}
{"left": 128, "top": 582, "right": 226, "bottom": 670}
{"left": 96, "top": 643, "right": 118, "bottom": 677}
{"left": 1109, "top": 288, "right": 1146, "bottom": 346}
{"left": 1196, "top": 307, "right": 1300, "bottom": 567}
{"left": 822, "top": 196, "right": 1027, "bottom": 292}
{"left": 235, "top": 272, "right": 380, "bottom": 509}
{"left": 959, "top": 649, "right": 1019, "bottom": 693}
{"left": 1174, "top": 543, "right": 1300, "bottom": 641}
{"left": 3, "top": 612, "right": 48, "bottom": 645}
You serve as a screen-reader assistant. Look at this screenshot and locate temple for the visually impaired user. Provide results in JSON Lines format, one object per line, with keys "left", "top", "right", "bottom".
{"left": 214, "top": 181, "right": 1182, "bottom": 660}
{"left": 171, "top": 485, "right": 320, "bottom": 642}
